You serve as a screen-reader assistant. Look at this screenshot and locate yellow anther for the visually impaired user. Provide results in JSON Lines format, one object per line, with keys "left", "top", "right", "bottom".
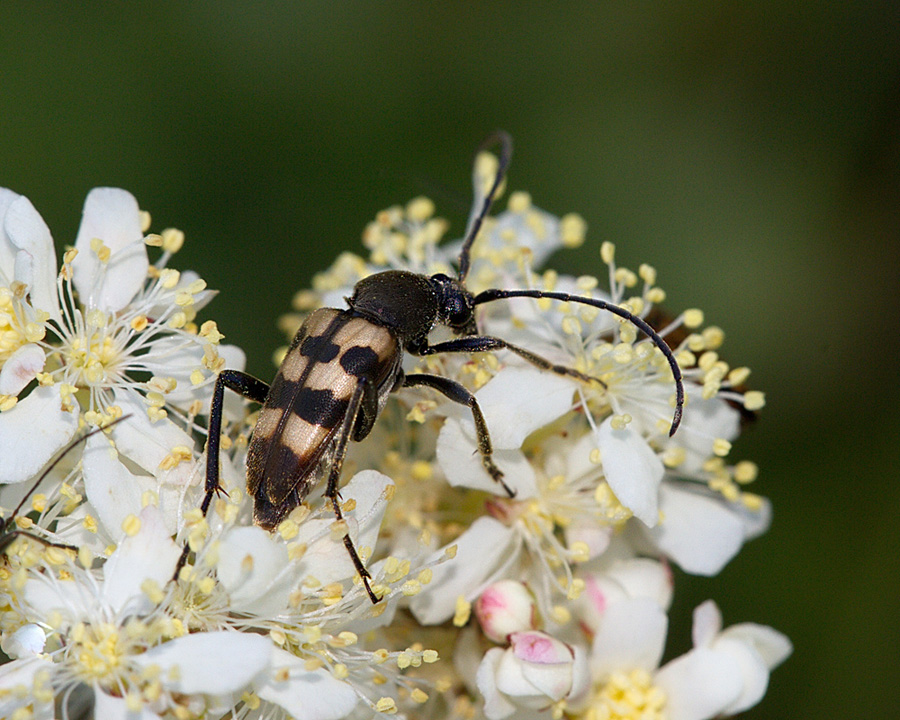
{"left": 601, "top": 241, "right": 615, "bottom": 265}
{"left": 734, "top": 461, "right": 758, "bottom": 484}
{"left": 560, "top": 213, "right": 586, "bottom": 247}
{"left": 508, "top": 190, "right": 531, "bottom": 213}
{"left": 453, "top": 595, "right": 471, "bottom": 627}
{"left": 161, "top": 228, "right": 185, "bottom": 253}
{"left": 744, "top": 391, "right": 766, "bottom": 410}
{"left": 712, "top": 438, "right": 732, "bottom": 457}
{"left": 122, "top": 514, "right": 141, "bottom": 537}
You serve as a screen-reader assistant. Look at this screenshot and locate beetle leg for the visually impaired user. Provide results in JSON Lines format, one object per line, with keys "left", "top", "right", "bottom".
{"left": 323, "top": 376, "right": 379, "bottom": 603}
{"left": 419, "top": 335, "right": 605, "bottom": 388}
{"left": 402, "top": 373, "right": 515, "bottom": 498}
{"left": 174, "top": 369, "right": 270, "bottom": 582}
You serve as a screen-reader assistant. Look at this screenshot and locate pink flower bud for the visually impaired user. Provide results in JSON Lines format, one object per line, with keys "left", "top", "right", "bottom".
{"left": 477, "top": 631, "right": 582, "bottom": 719}
{"left": 474, "top": 580, "right": 538, "bottom": 643}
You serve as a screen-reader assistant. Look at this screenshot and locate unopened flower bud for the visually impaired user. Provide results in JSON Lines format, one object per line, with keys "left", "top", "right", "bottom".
{"left": 475, "top": 580, "right": 538, "bottom": 643}
{"left": 477, "top": 630, "right": 582, "bottom": 719}
{"left": 1, "top": 624, "right": 46, "bottom": 658}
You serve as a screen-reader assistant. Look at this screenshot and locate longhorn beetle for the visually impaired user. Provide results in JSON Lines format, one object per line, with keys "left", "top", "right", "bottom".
{"left": 182, "top": 133, "right": 684, "bottom": 603}
{"left": 1, "top": 417, "right": 128, "bottom": 557}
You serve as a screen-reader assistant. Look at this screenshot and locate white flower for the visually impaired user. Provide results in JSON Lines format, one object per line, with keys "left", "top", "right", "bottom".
{"left": 570, "top": 596, "right": 791, "bottom": 720}
{"left": 0, "top": 505, "right": 273, "bottom": 720}
{"left": 0, "top": 186, "right": 241, "bottom": 488}
{"left": 477, "top": 630, "right": 588, "bottom": 719}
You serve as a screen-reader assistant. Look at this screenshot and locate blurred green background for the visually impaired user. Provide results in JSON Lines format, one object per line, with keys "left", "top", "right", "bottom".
{"left": 2, "top": 3, "right": 897, "bottom": 717}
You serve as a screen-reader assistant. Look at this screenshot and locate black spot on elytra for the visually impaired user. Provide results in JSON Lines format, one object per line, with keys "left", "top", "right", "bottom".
{"left": 295, "top": 387, "right": 349, "bottom": 429}
{"left": 266, "top": 374, "right": 294, "bottom": 409}
{"left": 300, "top": 334, "right": 340, "bottom": 362}
{"left": 340, "top": 346, "right": 379, "bottom": 377}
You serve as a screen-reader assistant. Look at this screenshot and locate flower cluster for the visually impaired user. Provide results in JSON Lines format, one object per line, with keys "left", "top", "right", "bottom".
{"left": 0, "top": 145, "right": 789, "bottom": 720}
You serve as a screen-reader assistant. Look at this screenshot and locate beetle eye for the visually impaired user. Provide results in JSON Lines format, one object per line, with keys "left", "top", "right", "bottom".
{"left": 447, "top": 297, "right": 471, "bottom": 328}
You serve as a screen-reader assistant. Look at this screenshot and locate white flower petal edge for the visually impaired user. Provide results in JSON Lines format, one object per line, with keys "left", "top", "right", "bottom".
{"left": 101, "top": 505, "right": 181, "bottom": 616}
{"left": 596, "top": 416, "right": 663, "bottom": 526}
{"left": 0, "top": 343, "right": 45, "bottom": 395}
{"left": 0, "top": 657, "right": 54, "bottom": 719}
{"left": 644, "top": 484, "right": 746, "bottom": 575}
{"left": 437, "top": 419, "right": 537, "bottom": 496}
{"left": 94, "top": 690, "right": 163, "bottom": 720}
{"left": 133, "top": 631, "right": 271, "bottom": 696}
{"left": 217, "top": 525, "right": 291, "bottom": 615}
{"left": 0, "top": 384, "right": 78, "bottom": 484}
{"left": 83, "top": 432, "right": 161, "bottom": 540}
{"left": 411, "top": 516, "right": 517, "bottom": 625}
{"left": 655, "top": 646, "right": 744, "bottom": 720}
{"left": 589, "top": 597, "right": 668, "bottom": 678}
{"left": 256, "top": 647, "right": 359, "bottom": 720}
{"left": 454, "top": 368, "right": 574, "bottom": 449}
{"left": 72, "top": 187, "right": 148, "bottom": 313}
{"left": 2, "top": 193, "right": 61, "bottom": 323}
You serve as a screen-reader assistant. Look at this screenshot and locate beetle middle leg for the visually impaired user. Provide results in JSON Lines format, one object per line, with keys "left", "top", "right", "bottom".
{"left": 174, "top": 369, "right": 270, "bottom": 580}
{"left": 402, "top": 373, "right": 515, "bottom": 497}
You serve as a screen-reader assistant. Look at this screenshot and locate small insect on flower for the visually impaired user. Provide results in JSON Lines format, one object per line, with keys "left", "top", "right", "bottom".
{"left": 0, "top": 416, "right": 129, "bottom": 557}
{"left": 182, "top": 133, "right": 684, "bottom": 603}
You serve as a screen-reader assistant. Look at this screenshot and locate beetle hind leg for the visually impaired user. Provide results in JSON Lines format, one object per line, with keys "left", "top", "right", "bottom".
{"left": 323, "top": 376, "right": 380, "bottom": 604}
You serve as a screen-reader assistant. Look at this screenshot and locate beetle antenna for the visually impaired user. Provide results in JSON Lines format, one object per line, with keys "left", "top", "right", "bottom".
{"left": 473, "top": 288, "right": 684, "bottom": 435}
{"left": 3, "top": 415, "right": 131, "bottom": 528}
{"left": 457, "top": 131, "right": 513, "bottom": 283}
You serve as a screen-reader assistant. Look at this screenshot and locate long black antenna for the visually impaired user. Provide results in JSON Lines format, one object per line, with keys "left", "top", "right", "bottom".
{"left": 473, "top": 288, "right": 684, "bottom": 435}
{"left": 2, "top": 415, "right": 131, "bottom": 532}
{"left": 457, "top": 131, "right": 513, "bottom": 283}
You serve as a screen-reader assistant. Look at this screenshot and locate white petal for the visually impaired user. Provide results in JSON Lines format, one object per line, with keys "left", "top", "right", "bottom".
{"left": 291, "top": 471, "right": 394, "bottom": 587}
{"left": 663, "top": 391, "right": 740, "bottom": 474}
{"left": 94, "top": 690, "right": 162, "bottom": 720}
{"left": 655, "top": 647, "right": 743, "bottom": 720}
{"left": 72, "top": 188, "right": 148, "bottom": 312}
{"left": 477, "top": 647, "right": 518, "bottom": 720}
{"left": 341, "top": 469, "right": 395, "bottom": 551}
{"left": 455, "top": 368, "right": 574, "bottom": 449}
{"left": 604, "top": 558, "right": 673, "bottom": 610}
{"left": 135, "top": 631, "right": 271, "bottom": 695}
{"left": 596, "top": 417, "right": 663, "bottom": 526}
{"left": 410, "top": 516, "right": 517, "bottom": 625}
{"left": 647, "top": 484, "right": 745, "bottom": 575}
{"left": 721, "top": 622, "right": 792, "bottom": 670}
{"left": 217, "top": 525, "right": 291, "bottom": 615}
{"left": 691, "top": 599, "right": 723, "bottom": 648}
{"left": 141, "top": 340, "right": 246, "bottom": 420}
{"left": 0, "top": 624, "right": 46, "bottom": 658}
{"left": 3, "top": 195, "right": 61, "bottom": 323}
{"left": 0, "top": 384, "right": 78, "bottom": 484}
{"left": 0, "top": 657, "right": 54, "bottom": 719}
{"left": 83, "top": 432, "right": 159, "bottom": 539}
{"left": 256, "top": 647, "right": 358, "bottom": 720}
{"left": 102, "top": 505, "right": 180, "bottom": 615}
{"left": 0, "top": 343, "right": 45, "bottom": 395}
{"left": 110, "top": 390, "right": 196, "bottom": 479}
{"left": 708, "top": 635, "right": 771, "bottom": 715}
{"left": 0, "top": 187, "right": 22, "bottom": 285}
{"left": 437, "top": 418, "right": 537, "bottom": 497}
{"left": 589, "top": 597, "right": 667, "bottom": 677}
